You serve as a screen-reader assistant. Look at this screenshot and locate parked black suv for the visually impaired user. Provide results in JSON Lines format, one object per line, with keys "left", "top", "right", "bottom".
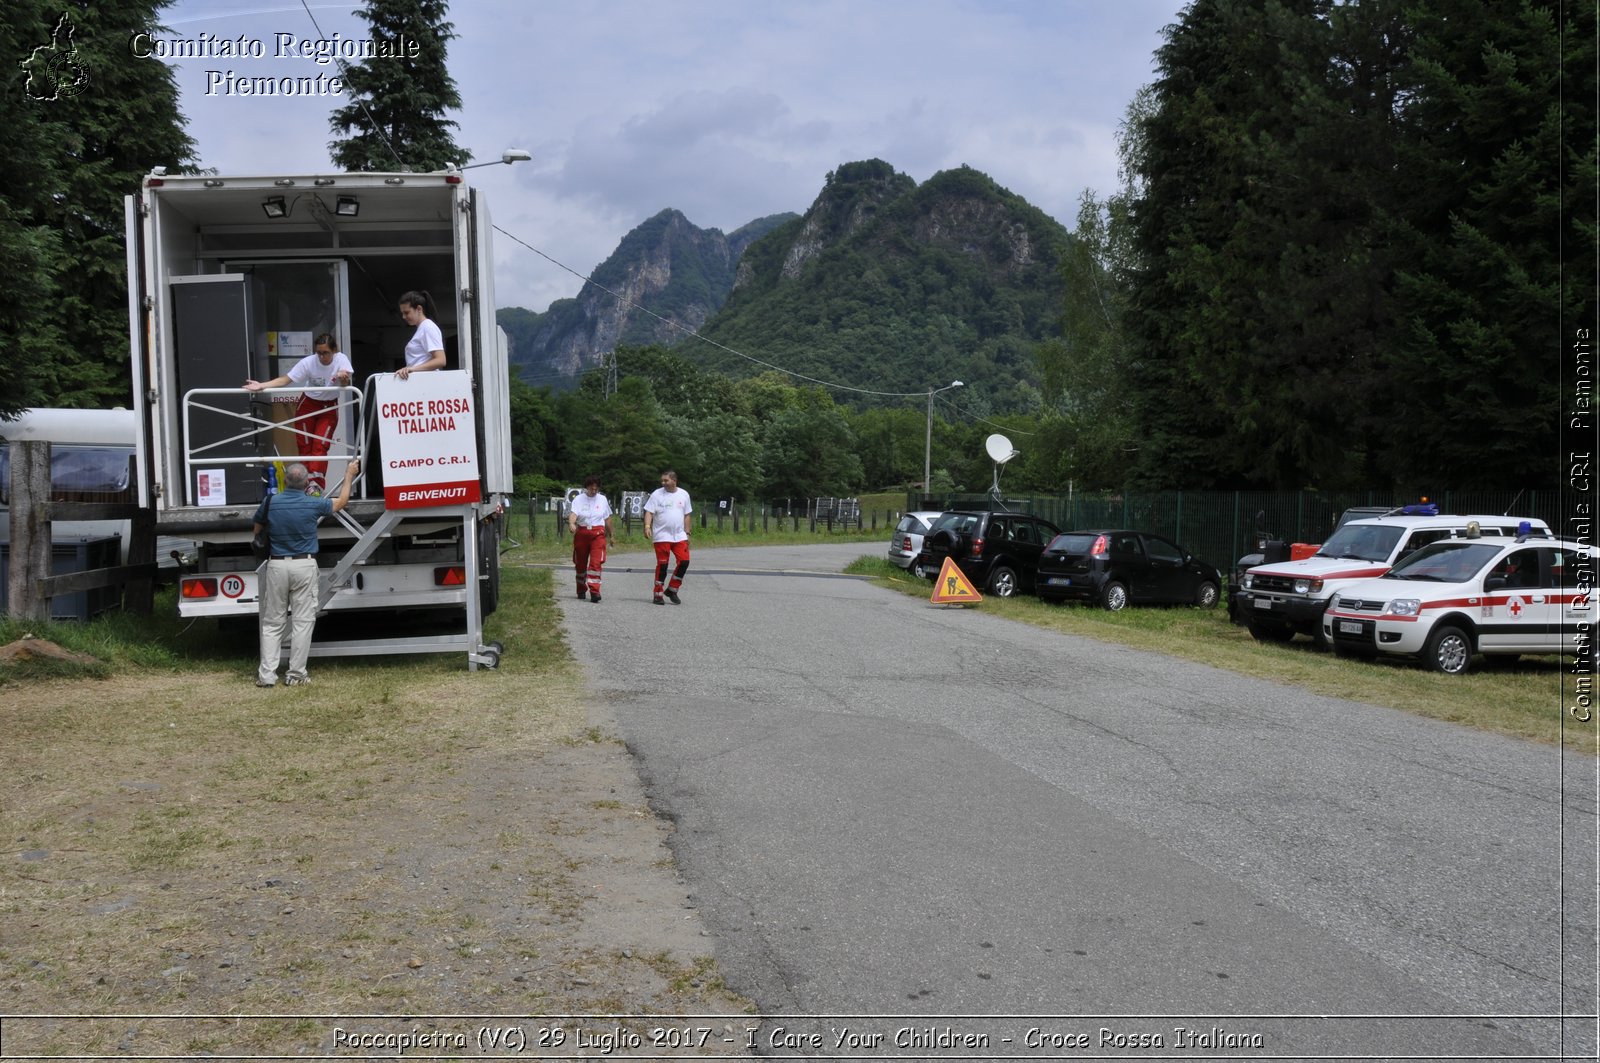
{"left": 914, "top": 510, "right": 1061, "bottom": 597}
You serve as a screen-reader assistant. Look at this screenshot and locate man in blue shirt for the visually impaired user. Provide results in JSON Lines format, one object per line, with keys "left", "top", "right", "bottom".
{"left": 254, "top": 458, "right": 359, "bottom": 687}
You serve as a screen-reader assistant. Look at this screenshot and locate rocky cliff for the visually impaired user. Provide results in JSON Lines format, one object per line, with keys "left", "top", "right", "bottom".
{"left": 501, "top": 209, "right": 795, "bottom": 383}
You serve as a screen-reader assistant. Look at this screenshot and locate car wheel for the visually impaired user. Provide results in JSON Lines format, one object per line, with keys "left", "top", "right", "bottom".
{"left": 1194, "top": 581, "right": 1220, "bottom": 608}
{"left": 1425, "top": 625, "right": 1472, "bottom": 675}
{"left": 987, "top": 565, "right": 1018, "bottom": 598}
{"left": 1100, "top": 581, "right": 1128, "bottom": 611}
{"left": 912, "top": 558, "right": 931, "bottom": 579}
{"left": 1247, "top": 620, "right": 1294, "bottom": 643}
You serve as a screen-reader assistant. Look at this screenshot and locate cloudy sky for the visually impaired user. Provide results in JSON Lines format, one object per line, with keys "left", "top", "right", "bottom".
{"left": 152, "top": 1, "right": 1184, "bottom": 313}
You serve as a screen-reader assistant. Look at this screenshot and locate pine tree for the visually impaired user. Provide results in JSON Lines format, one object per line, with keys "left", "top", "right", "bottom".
{"left": 1385, "top": 0, "right": 1576, "bottom": 488}
{"left": 4, "top": 1, "right": 197, "bottom": 412}
{"left": 328, "top": 0, "right": 470, "bottom": 172}
{"left": 1125, "top": 0, "right": 1407, "bottom": 489}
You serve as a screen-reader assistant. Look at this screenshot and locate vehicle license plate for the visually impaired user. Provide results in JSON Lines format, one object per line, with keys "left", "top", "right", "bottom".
{"left": 1046, "top": 577, "right": 1071, "bottom": 586}
{"left": 1338, "top": 620, "right": 1363, "bottom": 635}
{"left": 1253, "top": 598, "right": 1273, "bottom": 610}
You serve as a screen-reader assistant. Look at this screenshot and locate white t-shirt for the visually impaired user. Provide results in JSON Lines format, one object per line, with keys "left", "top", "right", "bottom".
{"left": 404, "top": 319, "right": 445, "bottom": 368}
{"left": 286, "top": 351, "right": 354, "bottom": 402}
{"left": 570, "top": 491, "right": 612, "bottom": 528}
{"left": 644, "top": 487, "right": 692, "bottom": 542}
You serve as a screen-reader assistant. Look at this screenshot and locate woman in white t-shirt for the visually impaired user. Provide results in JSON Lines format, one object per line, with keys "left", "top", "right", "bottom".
{"left": 396, "top": 289, "right": 446, "bottom": 379}
{"left": 243, "top": 332, "right": 354, "bottom": 495}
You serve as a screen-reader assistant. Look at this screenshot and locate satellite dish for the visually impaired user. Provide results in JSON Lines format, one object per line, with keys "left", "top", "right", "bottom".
{"left": 985, "top": 434, "right": 1019, "bottom": 465}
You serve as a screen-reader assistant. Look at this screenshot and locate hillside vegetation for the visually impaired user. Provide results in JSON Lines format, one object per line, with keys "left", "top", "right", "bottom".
{"left": 694, "top": 160, "right": 1069, "bottom": 414}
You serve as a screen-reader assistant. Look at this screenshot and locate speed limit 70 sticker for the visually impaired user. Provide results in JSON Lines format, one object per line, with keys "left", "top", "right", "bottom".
{"left": 220, "top": 574, "right": 246, "bottom": 599}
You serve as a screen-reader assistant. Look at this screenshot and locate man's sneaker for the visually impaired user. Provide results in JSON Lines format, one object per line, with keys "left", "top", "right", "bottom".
{"left": 577, "top": 588, "right": 587, "bottom": 599}
{"left": 284, "top": 674, "right": 311, "bottom": 687}
{"left": 653, "top": 595, "right": 666, "bottom": 605}
{"left": 665, "top": 590, "right": 681, "bottom": 605}
{"left": 256, "top": 678, "right": 277, "bottom": 688}
{"left": 590, "top": 592, "right": 601, "bottom": 603}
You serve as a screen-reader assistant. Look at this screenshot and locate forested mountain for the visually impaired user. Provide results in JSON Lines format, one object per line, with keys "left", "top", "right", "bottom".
{"left": 500, "top": 209, "right": 794, "bottom": 384}
{"left": 694, "top": 160, "right": 1070, "bottom": 413}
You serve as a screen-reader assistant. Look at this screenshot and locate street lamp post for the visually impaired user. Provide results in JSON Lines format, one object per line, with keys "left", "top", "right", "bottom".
{"left": 924, "top": 380, "right": 964, "bottom": 502}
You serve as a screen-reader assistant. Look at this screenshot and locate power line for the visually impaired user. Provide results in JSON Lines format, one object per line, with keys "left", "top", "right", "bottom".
{"left": 300, "top": 0, "right": 407, "bottom": 170}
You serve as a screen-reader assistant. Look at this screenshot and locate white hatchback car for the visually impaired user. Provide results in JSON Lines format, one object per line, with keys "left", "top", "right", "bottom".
{"left": 1323, "top": 534, "right": 1597, "bottom": 675}
{"left": 887, "top": 511, "right": 944, "bottom": 575}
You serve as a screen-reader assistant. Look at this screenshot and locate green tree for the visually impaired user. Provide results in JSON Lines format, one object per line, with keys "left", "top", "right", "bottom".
{"left": 1385, "top": 0, "right": 1575, "bottom": 487}
{"left": 561, "top": 377, "right": 672, "bottom": 492}
{"left": 329, "top": 0, "right": 470, "bottom": 172}
{"left": 1037, "top": 87, "right": 1149, "bottom": 490}
{"left": 5, "top": 2, "right": 197, "bottom": 412}
{"left": 1125, "top": 0, "right": 1411, "bottom": 489}
{"left": 758, "top": 399, "right": 865, "bottom": 500}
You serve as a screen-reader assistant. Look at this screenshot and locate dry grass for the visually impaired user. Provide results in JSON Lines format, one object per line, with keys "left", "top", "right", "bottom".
{"left": 0, "top": 559, "right": 754, "bottom": 1058}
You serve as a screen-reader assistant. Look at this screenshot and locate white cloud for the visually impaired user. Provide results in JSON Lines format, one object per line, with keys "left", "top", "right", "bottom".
{"left": 156, "top": 0, "right": 1182, "bottom": 310}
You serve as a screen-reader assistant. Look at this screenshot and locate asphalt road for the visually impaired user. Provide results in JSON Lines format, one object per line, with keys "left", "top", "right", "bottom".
{"left": 556, "top": 543, "right": 1599, "bottom": 1060}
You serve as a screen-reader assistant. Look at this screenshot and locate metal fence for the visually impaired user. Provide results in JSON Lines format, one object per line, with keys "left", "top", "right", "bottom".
{"left": 916, "top": 490, "right": 1563, "bottom": 571}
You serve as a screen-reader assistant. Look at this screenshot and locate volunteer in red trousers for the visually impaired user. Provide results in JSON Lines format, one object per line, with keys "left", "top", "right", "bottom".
{"left": 567, "top": 475, "right": 614, "bottom": 603}
{"left": 243, "top": 333, "right": 354, "bottom": 496}
{"left": 642, "top": 469, "right": 692, "bottom": 605}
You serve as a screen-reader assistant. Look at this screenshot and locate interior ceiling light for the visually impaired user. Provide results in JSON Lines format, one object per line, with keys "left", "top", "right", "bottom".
{"left": 334, "top": 196, "right": 360, "bottom": 217}
{"left": 261, "top": 196, "right": 287, "bottom": 219}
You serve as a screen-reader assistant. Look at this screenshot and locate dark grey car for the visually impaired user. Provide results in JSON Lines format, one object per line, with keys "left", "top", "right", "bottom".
{"left": 1036, "top": 529, "right": 1223, "bottom": 610}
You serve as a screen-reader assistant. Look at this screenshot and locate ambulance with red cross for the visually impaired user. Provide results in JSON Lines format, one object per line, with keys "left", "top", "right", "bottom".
{"left": 1235, "top": 506, "right": 1552, "bottom": 646}
{"left": 1323, "top": 531, "right": 1597, "bottom": 674}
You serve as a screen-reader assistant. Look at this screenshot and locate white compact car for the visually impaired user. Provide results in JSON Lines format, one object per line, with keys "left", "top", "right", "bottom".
{"left": 1323, "top": 534, "right": 1596, "bottom": 674}
{"left": 887, "top": 511, "right": 944, "bottom": 574}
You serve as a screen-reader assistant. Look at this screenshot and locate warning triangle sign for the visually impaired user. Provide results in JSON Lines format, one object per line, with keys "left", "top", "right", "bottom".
{"left": 930, "top": 557, "right": 983, "bottom": 605}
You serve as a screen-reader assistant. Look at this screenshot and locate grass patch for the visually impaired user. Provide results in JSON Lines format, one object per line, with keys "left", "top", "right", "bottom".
{"left": 849, "top": 555, "right": 1591, "bottom": 749}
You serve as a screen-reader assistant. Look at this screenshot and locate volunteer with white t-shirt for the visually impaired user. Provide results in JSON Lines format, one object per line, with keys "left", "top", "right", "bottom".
{"left": 642, "top": 469, "right": 693, "bottom": 605}
{"left": 396, "top": 289, "right": 446, "bottom": 379}
{"left": 243, "top": 333, "right": 354, "bottom": 495}
{"left": 567, "top": 476, "right": 614, "bottom": 603}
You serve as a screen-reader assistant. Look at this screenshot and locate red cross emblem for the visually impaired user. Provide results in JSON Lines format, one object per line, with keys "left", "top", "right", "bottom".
{"left": 1508, "top": 597, "right": 1524, "bottom": 619}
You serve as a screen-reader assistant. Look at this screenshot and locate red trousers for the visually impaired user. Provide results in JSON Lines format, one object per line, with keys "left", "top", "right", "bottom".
{"left": 292, "top": 395, "right": 340, "bottom": 494}
{"left": 573, "top": 527, "right": 607, "bottom": 596}
{"left": 652, "top": 539, "right": 690, "bottom": 595}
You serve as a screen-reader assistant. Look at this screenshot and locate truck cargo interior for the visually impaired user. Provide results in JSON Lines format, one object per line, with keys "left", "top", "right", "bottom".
{"left": 143, "top": 180, "right": 470, "bottom": 508}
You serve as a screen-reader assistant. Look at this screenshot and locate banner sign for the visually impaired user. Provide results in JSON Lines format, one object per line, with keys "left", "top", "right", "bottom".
{"left": 374, "top": 370, "right": 481, "bottom": 509}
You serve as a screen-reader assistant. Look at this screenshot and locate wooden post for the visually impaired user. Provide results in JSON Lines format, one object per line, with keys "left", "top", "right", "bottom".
{"left": 8, "top": 440, "right": 51, "bottom": 621}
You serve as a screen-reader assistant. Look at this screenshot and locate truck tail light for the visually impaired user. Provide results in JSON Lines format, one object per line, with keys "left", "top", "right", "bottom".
{"left": 182, "top": 577, "right": 218, "bottom": 599}
{"left": 970, "top": 537, "right": 984, "bottom": 558}
{"left": 434, "top": 566, "right": 467, "bottom": 586}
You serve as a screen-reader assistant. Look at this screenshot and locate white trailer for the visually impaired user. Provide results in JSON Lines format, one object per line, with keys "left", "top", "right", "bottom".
{"left": 124, "top": 170, "right": 511, "bottom": 668}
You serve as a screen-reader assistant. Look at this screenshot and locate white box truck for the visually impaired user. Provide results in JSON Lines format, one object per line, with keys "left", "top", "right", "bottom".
{"left": 124, "top": 169, "right": 511, "bottom": 668}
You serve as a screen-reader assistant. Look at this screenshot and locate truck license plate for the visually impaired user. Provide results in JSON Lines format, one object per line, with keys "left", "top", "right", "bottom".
{"left": 1253, "top": 598, "right": 1272, "bottom": 610}
{"left": 1338, "top": 620, "right": 1363, "bottom": 635}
